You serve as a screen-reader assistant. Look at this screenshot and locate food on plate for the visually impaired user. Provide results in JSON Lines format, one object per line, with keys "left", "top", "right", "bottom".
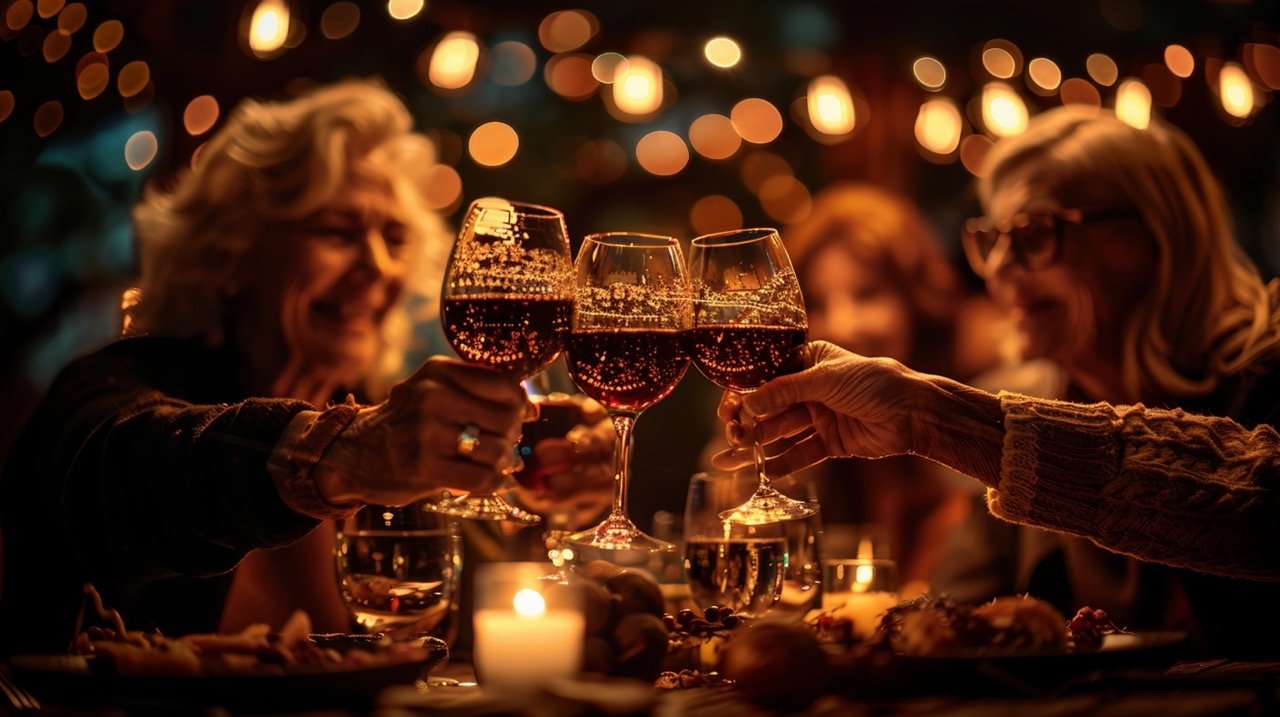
{"left": 869, "top": 594, "right": 1077, "bottom": 656}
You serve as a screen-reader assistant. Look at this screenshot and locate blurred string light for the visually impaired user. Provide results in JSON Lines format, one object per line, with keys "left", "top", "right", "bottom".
{"left": 704, "top": 36, "right": 741, "bottom": 68}
{"left": 806, "top": 75, "right": 855, "bottom": 136}
{"left": 124, "top": 130, "right": 158, "bottom": 171}
{"left": 635, "top": 130, "right": 689, "bottom": 176}
{"left": 591, "top": 52, "right": 626, "bottom": 83}
{"left": 1060, "top": 77, "right": 1102, "bottom": 106}
{"left": 1027, "top": 58, "right": 1061, "bottom": 93}
{"left": 117, "top": 60, "right": 149, "bottom": 98}
{"left": 386, "top": 0, "right": 424, "bottom": 22}
{"left": 247, "top": 0, "right": 289, "bottom": 57}
{"left": 468, "top": 121, "right": 518, "bottom": 166}
{"left": 1086, "top": 53, "right": 1118, "bottom": 86}
{"left": 93, "top": 19, "right": 122, "bottom": 52}
{"left": 689, "top": 113, "right": 740, "bottom": 160}
{"left": 1218, "top": 62, "right": 1256, "bottom": 119}
{"left": 1164, "top": 44, "right": 1194, "bottom": 79}
{"left": 183, "top": 95, "right": 219, "bottom": 135}
{"left": 428, "top": 32, "right": 480, "bottom": 90}
{"left": 1114, "top": 78, "right": 1152, "bottom": 129}
{"left": 42, "top": 28, "right": 70, "bottom": 62}
{"left": 57, "top": 3, "right": 85, "bottom": 32}
{"left": 76, "top": 53, "right": 109, "bottom": 99}
{"left": 491, "top": 41, "right": 536, "bottom": 86}
{"left": 690, "top": 195, "right": 743, "bottom": 235}
{"left": 731, "top": 97, "right": 783, "bottom": 144}
{"left": 37, "top": 0, "right": 62, "bottom": 18}
{"left": 914, "top": 97, "right": 962, "bottom": 157}
{"left": 913, "top": 56, "right": 946, "bottom": 91}
{"left": 981, "top": 40, "right": 1021, "bottom": 79}
{"left": 612, "top": 55, "right": 662, "bottom": 116}
{"left": 981, "top": 82, "right": 1028, "bottom": 137}
{"left": 319, "top": 2, "right": 359, "bottom": 40}
{"left": 538, "top": 10, "right": 596, "bottom": 53}
{"left": 545, "top": 53, "right": 597, "bottom": 100}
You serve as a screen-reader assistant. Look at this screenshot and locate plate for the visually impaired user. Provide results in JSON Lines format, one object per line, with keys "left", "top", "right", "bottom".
{"left": 840, "top": 631, "right": 1187, "bottom": 697}
{"left": 8, "top": 635, "right": 449, "bottom": 712}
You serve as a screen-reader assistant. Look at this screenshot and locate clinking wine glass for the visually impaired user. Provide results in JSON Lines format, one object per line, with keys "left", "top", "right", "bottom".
{"left": 562, "top": 233, "right": 692, "bottom": 557}
{"left": 431, "top": 198, "right": 575, "bottom": 523}
{"left": 688, "top": 228, "right": 816, "bottom": 525}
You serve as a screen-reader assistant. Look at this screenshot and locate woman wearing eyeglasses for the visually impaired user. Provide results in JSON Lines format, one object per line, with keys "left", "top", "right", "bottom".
{"left": 712, "top": 106, "right": 1280, "bottom": 655}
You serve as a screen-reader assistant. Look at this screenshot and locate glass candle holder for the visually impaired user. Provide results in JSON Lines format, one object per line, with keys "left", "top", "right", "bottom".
{"left": 473, "top": 563, "right": 584, "bottom": 692}
{"left": 821, "top": 558, "right": 899, "bottom": 639}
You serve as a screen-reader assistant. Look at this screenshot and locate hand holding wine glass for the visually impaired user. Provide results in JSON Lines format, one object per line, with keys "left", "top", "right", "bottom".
{"left": 688, "top": 228, "right": 815, "bottom": 525}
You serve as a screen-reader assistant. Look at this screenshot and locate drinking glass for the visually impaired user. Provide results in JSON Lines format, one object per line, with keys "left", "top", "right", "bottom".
{"left": 432, "top": 198, "right": 575, "bottom": 523}
{"left": 683, "top": 471, "right": 821, "bottom": 617}
{"left": 688, "top": 228, "right": 815, "bottom": 525}
{"left": 334, "top": 502, "right": 462, "bottom": 644}
{"left": 562, "top": 233, "right": 692, "bottom": 556}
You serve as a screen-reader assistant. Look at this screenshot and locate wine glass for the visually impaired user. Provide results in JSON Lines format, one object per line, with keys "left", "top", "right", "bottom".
{"left": 432, "top": 198, "right": 575, "bottom": 523}
{"left": 334, "top": 501, "right": 462, "bottom": 643}
{"left": 688, "top": 227, "right": 816, "bottom": 525}
{"left": 562, "top": 233, "right": 692, "bottom": 558}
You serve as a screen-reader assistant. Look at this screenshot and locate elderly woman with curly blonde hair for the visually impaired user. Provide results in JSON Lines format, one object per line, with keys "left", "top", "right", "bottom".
{"left": 0, "top": 80, "right": 532, "bottom": 654}
{"left": 715, "top": 106, "right": 1280, "bottom": 655}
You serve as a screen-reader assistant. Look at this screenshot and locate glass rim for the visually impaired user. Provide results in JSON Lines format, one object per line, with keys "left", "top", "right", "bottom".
{"left": 690, "top": 227, "right": 779, "bottom": 247}
{"left": 582, "top": 231, "right": 680, "bottom": 248}
{"left": 468, "top": 196, "right": 565, "bottom": 220}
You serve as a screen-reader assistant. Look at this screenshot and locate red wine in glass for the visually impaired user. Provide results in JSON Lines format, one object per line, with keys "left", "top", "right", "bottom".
{"left": 442, "top": 294, "right": 572, "bottom": 380}
{"left": 511, "top": 395, "right": 587, "bottom": 493}
{"left": 687, "top": 324, "right": 806, "bottom": 392}
{"left": 566, "top": 328, "right": 689, "bottom": 411}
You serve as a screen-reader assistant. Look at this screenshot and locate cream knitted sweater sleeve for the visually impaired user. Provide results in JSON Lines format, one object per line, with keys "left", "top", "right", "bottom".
{"left": 986, "top": 391, "right": 1280, "bottom": 582}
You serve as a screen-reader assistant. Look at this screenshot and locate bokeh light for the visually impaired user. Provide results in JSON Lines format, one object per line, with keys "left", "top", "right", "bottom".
{"left": 37, "top": 0, "right": 62, "bottom": 18}
{"left": 913, "top": 56, "right": 946, "bottom": 90}
{"left": 1114, "top": 78, "right": 1152, "bottom": 129}
{"left": 591, "top": 52, "right": 626, "bottom": 83}
{"left": 468, "top": 121, "right": 519, "bottom": 167}
{"left": 491, "top": 41, "right": 536, "bottom": 86}
{"left": 33, "top": 99, "right": 63, "bottom": 137}
{"left": 545, "top": 53, "right": 598, "bottom": 100}
{"left": 124, "top": 130, "right": 158, "bottom": 171}
{"left": 0, "top": 91, "right": 14, "bottom": 123}
{"left": 247, "top": 0, "right": 289, "bottom": 56}
{"left": 704, "top": 36, "right": 742, "bottom": 68}
{"left": 1164, "top": 44, "right": 1194, "bottom": 79}
{"left": 689, "top": 113, "right": 741, "bottom": 160}
{"left": 981, "top": 40, "right": 1022, "bottom": 79}
{"left": 758, "top": 175, "right": 811, "bottom": 224}
{"left": 1218, "top": 62, "right": 1256, "bottom": 119}
{"left": 387, "top": 0, "right": 424, "bottom": 21}
{"left": 1244, "top": 43, "right": 1280, "bottom": 91}
{"left": 1060, "top": 77, "right": 1102, "bottom": 106}
{"left": 428, "top": 32, "right": 480, "bottom": 90}
{"left": 320, "top": 2, "right": 360, "bottom": 40}
{"left": 1027, "top": 57, "right": 1061, "bottom": 92}
{"left": 573, "top": 138, "right": 627, "bottom": 184}
{"left": 981, "top": 82, "right": 1028, "bottom": 137}
{"left": 1086, "top": 53, "right": 1118, "bottom": 86}
{"left": 731, "top": 97, "right": 783, "bottom": 144}
{"left": 914, "top": 97, "right": 962, "bottom": 156}
{"left": 740, "top": 150, "right": 791, "bottom": 194}
{"left": 183, "top": 95, "right": 219, "bottom": 136}
{"left": 117, "top": 60, "right": 149, "bottom": 98}
{"left": 93, "top": 20, "right": 123, "bottom": 52}
{"left": 6, "top": 1, "right": 34, "bottom": 31}
{"left": 423, "top": 164, "right": 462, "bottom": 210}
{"left": 538, "top": 10, "right": 596, "bottom": 53}
{"left": 57, "top": 3, "right": 85, "bottom": 33}
{"left": 959, "top": 134, "right": 994, "bottom": 176}
{"left": 690, "top": 195, "right": 743, "bottom": 235}
{"left": 806, "top": 75, "right": 855, "bottom": 136}
{"left": 612, "top": 55, "right": 662, "bottom": 116}
{"left": 42, "top": 29, "right": 70, "bottom": 62}
{"left": 635, "top": 130, "right": 689, "bottom": 176}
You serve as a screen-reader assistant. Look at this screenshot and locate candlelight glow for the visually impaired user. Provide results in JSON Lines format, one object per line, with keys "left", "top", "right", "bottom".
{"left": 1086, "top": 53, "right": 1119, "bottom": 86}
{"left": 428, "top": 32, "right": 480, "bottom": 90}
{"left": 468, "top": 122, "right": 519, "bottom": 167}
{"left": 1027, "top": 58, "right": 1061, "bottom": 92}
{"left": 854, "top": 563, "right": 875, "bottom": 588}
{"left": 981, "top": 83, "right": 1028, "bottom": 137}
{"left": 612, "top": 55, "right": 662, "bottom": 116}
{"left": 512, "top": 588, "right": 546, "bottom": 618}
{"left": 247, "top": 0, "right": 289, "bottom": 56}
{"left": 1115, "top": 78, "right": 1152, "bottom": 129}
{"left": 1164, "top": 44, "right": 1194, "bottom": 79}
{"left": 731, "top": 97, "right": 783, "bottom": 144}
{"left": 1218, "top": 63, "right": 1255, "bottom": 118}
{"left": 912, "top": 56, "right": 946, "bottom": 90}
{"left": 704, "top": 36, "right": 741, "bottom": 68}
{"left": 914, "top": 98, "right": 962, "bottom": 156}
{"left": 857, "top": 537, "right": 874, "bottom": 560}
{"left": 386, "top": 0, "right": 423, "bottom": 21}
{"left": 806, "top": 75, "right": 855, "bottom": 135}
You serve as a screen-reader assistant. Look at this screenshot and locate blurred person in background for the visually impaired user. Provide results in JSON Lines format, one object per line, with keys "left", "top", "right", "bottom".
{"left": 715, "top": 106, "right": 1280, "bottom": 655}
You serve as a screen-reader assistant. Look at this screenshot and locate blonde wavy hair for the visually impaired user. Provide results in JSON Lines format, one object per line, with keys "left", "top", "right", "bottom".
{"left": 130, "top": 79, "right": 450, "bottom": 394}
{"left": 979, "top": 105, "right": 1280, "bottom": 401}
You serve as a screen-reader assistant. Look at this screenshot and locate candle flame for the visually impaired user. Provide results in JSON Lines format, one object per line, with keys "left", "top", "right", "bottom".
{"left": 513, "top": 588, "right": 546, "bottom": 618}
{"left": 856, "top": 536, "right": 873, "bottom": 560}
{"left": 854, "top": 563, "right": 875, "bottom": 591}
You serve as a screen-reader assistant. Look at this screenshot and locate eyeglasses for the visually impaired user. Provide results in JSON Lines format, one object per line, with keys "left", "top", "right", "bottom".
{"left": 961, "top": 206, "right": 1142, "bottom": 276}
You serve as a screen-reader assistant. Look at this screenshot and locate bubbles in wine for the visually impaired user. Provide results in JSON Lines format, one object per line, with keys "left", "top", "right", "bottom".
{"left": 443, "top": 294, "right": 572, "bottom": 379}
{"left": 566, "top": 328, "right": 689, "bottom": 411}
{"left": 689, "top": 324, "right": 807, "bottom": 391}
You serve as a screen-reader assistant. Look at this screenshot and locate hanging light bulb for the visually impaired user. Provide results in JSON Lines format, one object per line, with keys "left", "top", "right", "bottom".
{"left": 806, "top": 75, "right": 855, "bottom": 135}
{"left": 981, "top": 82, "right": 1028, "bottom": 137}
{"left": 247, "top": 0, "right": 289, "bottom": 56}
{"left": 613, "top": 55, "right": 662, "bottom": 116}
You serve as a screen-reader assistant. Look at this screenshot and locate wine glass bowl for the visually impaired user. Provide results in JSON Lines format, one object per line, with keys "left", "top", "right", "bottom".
{"left": 688, "top": 228, "right": 815, "bottom": 525}
{"left": 563, "top": 232, "right": 692, "bottom": 555}
{"left": 433, "top": 198, "right": 575, "bottom": 523}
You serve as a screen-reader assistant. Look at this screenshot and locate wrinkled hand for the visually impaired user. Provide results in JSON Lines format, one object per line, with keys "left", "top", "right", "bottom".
{"left": 316, "top": 357, "right": 528, "bottom": 506}
{"left": 513, "top": 396, "right": 615, "bottom": 529}
{"left": 711, "top": 341, "right": 925, "bottom": 477}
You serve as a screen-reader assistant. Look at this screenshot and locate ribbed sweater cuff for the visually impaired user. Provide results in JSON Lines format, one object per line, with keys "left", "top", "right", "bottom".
{"left": 988, "top": 391, "right": 1123, "bottom": 534}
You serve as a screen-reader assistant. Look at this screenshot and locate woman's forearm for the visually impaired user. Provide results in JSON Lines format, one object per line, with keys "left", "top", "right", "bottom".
{"left": 910, "top": 374, "right": 1006, "bottom": 488}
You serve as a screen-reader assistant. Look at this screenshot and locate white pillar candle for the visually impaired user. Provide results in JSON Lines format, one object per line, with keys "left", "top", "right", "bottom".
{"left": 821, "top": 590, "right": 899, "bottom": 639}
{"left": 474, "top": 608, "right": 584, "bottom": 691}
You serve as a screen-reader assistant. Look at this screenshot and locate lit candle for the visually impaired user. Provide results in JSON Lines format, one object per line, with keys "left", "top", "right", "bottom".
{"left": 473, "top": 564, "right": 585, "bottom": 692}
{"left": 822, "top": 553, "right": 899, "bottom": 639}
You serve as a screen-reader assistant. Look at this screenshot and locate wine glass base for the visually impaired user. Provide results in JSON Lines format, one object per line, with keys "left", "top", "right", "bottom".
{"left": 717, "top": 486, "right": 817, "bottom": 525}
{"left": 562, "top": 515, "right": 674, "bottom": 555}
{"left": 422, "top": 492, "right": 542, "bottom": 524}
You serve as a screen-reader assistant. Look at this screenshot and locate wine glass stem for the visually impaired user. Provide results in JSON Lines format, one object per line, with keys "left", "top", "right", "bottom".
{"left": 608, "top": 410, "right": 638, "bottom": 519}
{"left": 749, "top": 420, "right": 770, "bottom": 493}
